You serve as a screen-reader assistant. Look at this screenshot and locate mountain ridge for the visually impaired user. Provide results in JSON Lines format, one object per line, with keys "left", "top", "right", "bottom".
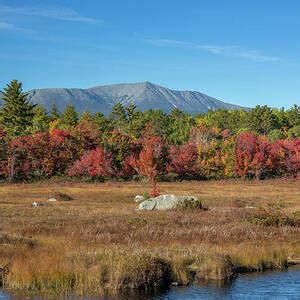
{"left": 3, "top": 81, "right": 245, "bottom": 115}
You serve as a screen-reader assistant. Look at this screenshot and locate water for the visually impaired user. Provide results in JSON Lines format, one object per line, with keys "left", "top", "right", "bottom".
{"left": 154, "top": 266, "right": 300, "bottom": 300}
{"left": 1, "top": 267, "right": 300, "bottom": 299}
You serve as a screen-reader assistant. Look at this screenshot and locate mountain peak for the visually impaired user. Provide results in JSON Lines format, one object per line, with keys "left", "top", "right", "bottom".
{"left": 25, "top": 82, "right": 244, "bottom": 115}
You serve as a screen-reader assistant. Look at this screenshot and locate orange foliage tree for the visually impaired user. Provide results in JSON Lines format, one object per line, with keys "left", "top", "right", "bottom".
{"left": 137, "top": 134, "right": 166, "bottom": 197}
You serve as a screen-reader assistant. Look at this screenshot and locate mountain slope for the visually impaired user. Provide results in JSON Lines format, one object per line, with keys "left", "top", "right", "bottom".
{"left": 4, "top": 82, "right": 244, "bottom": 115}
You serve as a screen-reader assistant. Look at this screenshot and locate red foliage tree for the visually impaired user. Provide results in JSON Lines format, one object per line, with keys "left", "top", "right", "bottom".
{"left": 137, "top": 135, "right": 166, "bottom": 197}
{"left": 2, "top": 130, "right": 76, "bottom": 181}
{"left": 167, "top": 142, "right": 199, "bottom": 176}
{"left": 269, "top": 138, "right": 300, "bottom": 177}
{"left": 235, "top": 132, "right": 270, "bottom": 179}
{"left": 121, "top": 141, "right": 141, "bottom": 177}
{"left": 0, "top": 128, "right": 7, "bottom": 178}
{"left": 66, "top": 147, "right": 114, "bottom": 177}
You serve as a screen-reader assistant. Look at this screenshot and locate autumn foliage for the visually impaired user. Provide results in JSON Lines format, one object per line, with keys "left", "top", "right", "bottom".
{"left": 67, "top": 147, "right": 114, "bottom": 177}
{"left": 167, "top": 143, "right": 198, "bottom": 176}
{"left": 235, "top": 132, "right": 300, "bottom": 179}
{"left": 0, "top": 125, "right": 299, "bottom": 183}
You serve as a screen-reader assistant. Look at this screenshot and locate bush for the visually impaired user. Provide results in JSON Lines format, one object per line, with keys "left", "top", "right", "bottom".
{"left": 66, "top": 147, "right": 114, "bottom": 178}
{"left": 177, "top": 198, "right": 204, "bottom": 211}
{"left": 246, "top": 209, "right": 299, "bottom": 227}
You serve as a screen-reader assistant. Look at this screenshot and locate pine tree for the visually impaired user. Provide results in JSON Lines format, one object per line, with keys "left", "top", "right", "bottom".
{"left": 31, "top": 105, "right": 50, "bottom": 133}
{"left": 62, "top": 105, "right": 78, "bottom": 127}
{"left": 0, "top": 80, "right": 36, "bottom": 137}
{"left": 50, "top": 104, "right": 61, "bottom": 121}
{"left": 109, "top": 103, "right": 127, "bottom": 131}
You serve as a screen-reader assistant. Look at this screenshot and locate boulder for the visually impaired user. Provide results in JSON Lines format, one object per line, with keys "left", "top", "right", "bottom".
{"left": 47, "top": 198, "right": 57, "bottom": 202}
{"left": 138, "top": 194, "right": 199, "bottom": 211}
{"left": 134, "top": 195, "right": 145, "bottom": 202}
{"left": 32, "top": 202, "right": 44, "bottom": 207}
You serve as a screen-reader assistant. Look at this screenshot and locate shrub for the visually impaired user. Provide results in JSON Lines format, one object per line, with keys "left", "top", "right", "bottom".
{"left": 176, "top": 198, "right": 204, "bottom": 211}
{"left": 167, "top": 143, "right": 199, "bottom": 177}
{"left": 245, "top": 209, "right": 299, "bottom": 227}
{"left": 66, "top": 147, "right": 114, "bottom": 178}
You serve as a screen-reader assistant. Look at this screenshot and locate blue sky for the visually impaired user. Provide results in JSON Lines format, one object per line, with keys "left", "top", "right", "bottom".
{"left": 1, "top": 0, "right": 300, "bottom": 108}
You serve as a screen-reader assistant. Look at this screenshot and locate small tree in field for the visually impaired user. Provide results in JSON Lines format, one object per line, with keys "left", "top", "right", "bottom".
{"left": 138, "top": 134, "right": 166, "bottom": 197}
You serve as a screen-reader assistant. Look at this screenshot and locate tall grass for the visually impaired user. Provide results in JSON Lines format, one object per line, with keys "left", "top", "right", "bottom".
{"left": 0, "top": 179, "right": 299, "bottom": 295}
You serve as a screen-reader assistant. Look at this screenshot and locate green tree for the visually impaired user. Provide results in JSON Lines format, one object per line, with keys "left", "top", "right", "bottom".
{"left": 286, "top": 105, "right": 300, "bottom": 128}
{"left": 288, "top": 125, "right": 300, "bottom": 138}
{"left": 0, "top": 80, "right": 36, "bottom": 136}
{"left": 62, "top": 105, "right": 78, "bottom": 127}
{"left": 31, "top": 105, "right": 49, "bottom": 133}
{"left": 109, "top": 103, "right": 127, "bottom": 131}
{"left": 167, "top": 108, "right": 196, "bottom": 145}
{"left": 50, "top": 104, "right": 61, "bottom": 121}
{"left": 93, "top": 112, "right": 110, "bottom": 132}
{"left": 125, "top": 103, "right": 144, "bottom": 138}
{"left": 246, "top": 105, "right": 279, "bottom": 135}
{"left": 268, "top": 129, "right": 285, "bottom": 142}
{"left": 80, "top": 111, "right": 93, "bottom": 122}
{"left": 141, "top": 109, "right": 169, "bottom": 138}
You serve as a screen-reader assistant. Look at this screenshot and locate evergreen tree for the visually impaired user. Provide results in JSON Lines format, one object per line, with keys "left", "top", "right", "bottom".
{"left": 109, "top": 103, "right": 127, "bottom": 131}
{"left": 62, "top": 105, "right": 78, "bottom": 127}
{"left": 93, "top": 112, "right": 110, "bottom": 132}
{"left": 0, "top": 80, "right": 35, "bottom": 136}
{"left": 246, "top": 105, "right": 279, "bottom": 135}
{"left": 126, "top": 103, "right": 143, "bottom": 138}
{"left": 31, "top": 105, "right": 49, "bottom": 133}
{"left": 167, "top": 108, "right": 196, "bottom": 145}
{"left": 50, "top": 104, "right": 61, "bottom": 120}
{"left": 286, "top": 105, "right": 300, "bottom": 128}
{"left": 80, "top": 111, "right": 93, "bottom": 122}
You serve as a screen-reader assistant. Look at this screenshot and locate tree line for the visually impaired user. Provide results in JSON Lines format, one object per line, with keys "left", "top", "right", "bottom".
{"left": 0, "top": 80, "right": 299, "bottom": 190}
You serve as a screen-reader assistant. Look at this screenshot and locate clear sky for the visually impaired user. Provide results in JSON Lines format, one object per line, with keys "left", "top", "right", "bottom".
{"left": 1, "top": 0, "right": 300, "bottom": 108}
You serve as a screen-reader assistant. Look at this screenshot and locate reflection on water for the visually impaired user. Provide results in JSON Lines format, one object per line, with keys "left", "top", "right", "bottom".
{"left": 154, "top": 265, "right": 300, "bottom": 299}
{"left": 1, "top": 266, "right": 300, "bottom": 299}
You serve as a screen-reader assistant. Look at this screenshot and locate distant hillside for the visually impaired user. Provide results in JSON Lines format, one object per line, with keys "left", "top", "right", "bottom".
{"left": 2, "top": 81, "right": 245, "bottom": 115}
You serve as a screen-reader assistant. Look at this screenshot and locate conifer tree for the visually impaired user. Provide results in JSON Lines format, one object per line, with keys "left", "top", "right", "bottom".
{"left": 50, "top": 104, "right": 61, "bottom": 121}
{"left": 62, "top": 105, "right": 78, "bottom": 127}
{"left": 31, "top": 105, "right": 49, "bottom": 133}
{"left": 0, "top": 80, "right": 35, "bottom": 136}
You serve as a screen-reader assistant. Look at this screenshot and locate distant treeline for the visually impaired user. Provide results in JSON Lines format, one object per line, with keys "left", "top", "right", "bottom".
{"left": 0, "top": 80, "right": 299, "bottom": 185}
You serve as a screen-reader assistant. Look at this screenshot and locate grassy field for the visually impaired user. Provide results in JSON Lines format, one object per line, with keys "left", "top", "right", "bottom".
{"left": 0, "top": 179, "right": 299, "bottom": 296}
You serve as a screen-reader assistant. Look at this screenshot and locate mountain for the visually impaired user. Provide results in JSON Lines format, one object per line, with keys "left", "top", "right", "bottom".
{"left": 2, "top": 82, "right": 244, "bottom": 115}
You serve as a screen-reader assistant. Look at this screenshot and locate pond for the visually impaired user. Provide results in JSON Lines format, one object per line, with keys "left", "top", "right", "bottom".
{"left": 1, "top": 266, "right": 299, "bottom": 299}
{"left": 153, "top": 265, "right": 300, "bottom": 299}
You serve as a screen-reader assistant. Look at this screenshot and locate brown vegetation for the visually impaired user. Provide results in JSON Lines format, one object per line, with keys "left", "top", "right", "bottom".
{"left": 0, "top": 179, "right": 299, "bottom": 296}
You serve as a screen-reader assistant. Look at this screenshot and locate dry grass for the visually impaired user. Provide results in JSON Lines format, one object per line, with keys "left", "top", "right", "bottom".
{"left": 0, "top": 179, "right": 299, "bottom": 296}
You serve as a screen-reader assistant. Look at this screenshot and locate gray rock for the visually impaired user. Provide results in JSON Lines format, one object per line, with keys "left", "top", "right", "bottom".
{"left": 134, "top": 195, "right": 145, "bottom": 202}
{"left": 32, "top": 202, "right": 44, "bottom": 207}
{"left": 138, "top": 194, "right": 199, "bottom": 211}
{"left": 171, "top": 282, "right": 179, "bottom": 287}
{"left": 47, "top": 198, "right": 57, "bottom": 202}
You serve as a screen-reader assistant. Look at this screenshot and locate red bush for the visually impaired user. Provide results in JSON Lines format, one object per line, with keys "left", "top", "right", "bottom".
{"left": 235, "top": 132, "right": 300, "bottom": 179}
{"left": 2, "top": 132, "right": 77, "bottom": 180}
{"left": 167, "top": 142, "right": 198, "bottom": 176}
{"left": 235, "top": 132, "right": 270, "bottom": 179}
{"left": 66, "top": 147, "right": 114, "bottom": 177}
{"left": 269, "top": 139, "right": 300, "bottom": 177}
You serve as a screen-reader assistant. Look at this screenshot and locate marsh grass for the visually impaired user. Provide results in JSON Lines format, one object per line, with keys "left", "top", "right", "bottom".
{"left": 0, "top": 179, "right": 299, "bottom": 296}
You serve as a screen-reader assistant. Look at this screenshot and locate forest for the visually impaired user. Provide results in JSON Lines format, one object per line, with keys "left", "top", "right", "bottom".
{"left": 0, "top": 80, "right": 299, "bottom": 187}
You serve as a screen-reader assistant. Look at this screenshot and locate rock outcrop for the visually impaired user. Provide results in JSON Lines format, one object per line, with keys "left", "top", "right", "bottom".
{"left": 137, "top": 194, "right": 200, "bottom": 211}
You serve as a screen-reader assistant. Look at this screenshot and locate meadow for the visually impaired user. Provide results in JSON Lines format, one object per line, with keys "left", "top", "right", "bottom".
{"left": 0, "top": 179, "right": 299, "bottom": 297}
